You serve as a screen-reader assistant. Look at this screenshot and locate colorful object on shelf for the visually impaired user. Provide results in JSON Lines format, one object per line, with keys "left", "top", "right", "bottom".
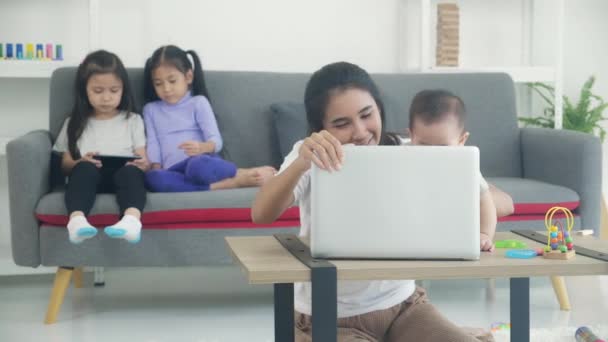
{"left": 55, "top": 44, "right": 63, "bottom": 60}
{"left": 0, "top": 43, "right": 63, "bottom": 61}
{"left": 6, "top": 43, "right": 13, "bottom": 58}
{"left": 36, "top": 44, "right": 44, "bottom": 59}
{"left": 490, "top": 322, "right": 511, "bottom": 333}
{"left": 495, "top": 239, "right": 527, "bottom": 249}
{"left": 535, "top": 247, "right": 544, "bottom": 256}
{"left": 575, "top": 326, "right": 606, "bottom": 342}
{"left": 16, "top": 44, "right": 23, "bottom": 59}
{"left": 45, "top": 43, "right": 53, "bottom": 60}
{"left": 25, "top": 43, "right": 34, "bottom": 59}
{"left": 544, "top": 206, "right": 576, "bottom": 260}
{"left": 505, "top": 249, "right": 537, "bottom": 259}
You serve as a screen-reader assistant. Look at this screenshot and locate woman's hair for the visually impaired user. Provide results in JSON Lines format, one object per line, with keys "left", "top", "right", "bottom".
{"left": 303, "top": 62, "right": 400, "bottom": 145}
{"left": 408, "top": 89, "right": 466, "bottom": 131}
{"left": 67, "top": 49, "right": 134, "bottom": 159}
{"left": 143, "top": 45, "right": 210, "bottom": 103}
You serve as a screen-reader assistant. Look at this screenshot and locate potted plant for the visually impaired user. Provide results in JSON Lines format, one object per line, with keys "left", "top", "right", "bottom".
{"left": 518, "top": 76, "right": 608, "bottom": 142}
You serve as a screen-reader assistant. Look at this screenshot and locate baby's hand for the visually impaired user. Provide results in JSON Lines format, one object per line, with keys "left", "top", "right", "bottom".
{"left": 480, "top": 233, "right": 494, "bottom": 252}
{"left": 179, "top": 140, "right": 205, "bottom": 156}
{"left": 80, "top": 152, "right": 101, "bottom": 168}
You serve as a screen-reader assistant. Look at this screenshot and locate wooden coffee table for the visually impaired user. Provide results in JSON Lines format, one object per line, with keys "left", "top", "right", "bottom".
{"left": 226, "top": 231, "right": 608, "bottom": 342}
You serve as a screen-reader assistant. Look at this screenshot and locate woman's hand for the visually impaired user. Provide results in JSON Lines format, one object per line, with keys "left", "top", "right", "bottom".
{"left": 296, "top": 130, "right": 344, "bottom": 172}
{"left": 79, "top": 152, "right": 102, "bottom": 168}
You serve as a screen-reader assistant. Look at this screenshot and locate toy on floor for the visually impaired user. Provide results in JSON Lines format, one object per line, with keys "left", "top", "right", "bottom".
{"left": 575, "top": 326, "right": 606, "bottom": 342}
{"left": 490, "top": 322, "right": 510, "bottom": 333}
{"left": 543, "top": 206, "right": 576, "bottom": 260}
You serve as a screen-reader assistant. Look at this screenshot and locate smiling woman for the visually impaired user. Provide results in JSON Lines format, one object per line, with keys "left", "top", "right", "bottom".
{"left": 252, "top": 61, "right": 494, "bottom": 342}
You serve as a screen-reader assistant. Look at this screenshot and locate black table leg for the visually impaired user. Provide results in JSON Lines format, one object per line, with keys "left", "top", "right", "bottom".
{"left": 312, "top": 265, "right": 337, "bottom": 342}
{"left": 510, "top": 277, "right": 530, "bottom": 342}
{"left": 274, "top": 234, "right": 338, "bottom": 342}
{"left": 274, "top": 283, "right": 294, "bottom": 342}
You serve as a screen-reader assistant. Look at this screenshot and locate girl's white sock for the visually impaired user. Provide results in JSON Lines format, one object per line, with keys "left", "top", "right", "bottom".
{"left": 104, "top": 215, "right": 142, "bottom": 244}
{"left": 67, "top": 215, "right": 97, "bottom": 244}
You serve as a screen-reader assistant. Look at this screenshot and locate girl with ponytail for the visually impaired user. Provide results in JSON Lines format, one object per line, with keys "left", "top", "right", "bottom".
{"left": 143, "top": 45, "right": 275, "bottom": 192}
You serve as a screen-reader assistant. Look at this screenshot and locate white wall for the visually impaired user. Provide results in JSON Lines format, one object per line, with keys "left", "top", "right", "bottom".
{"left": 98, "top": 0, "right": 402, "bottom": 72}
{"left": 1, "top": 0, "right": 607, "bottom": 153}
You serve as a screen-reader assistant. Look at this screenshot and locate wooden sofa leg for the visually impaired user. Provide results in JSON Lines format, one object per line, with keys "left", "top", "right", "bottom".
{"left": 44, "top": 267, "right": 73, "bottom": 324}
{"left": 601, "top": 195, "right": 608, "bottom": 240}
{"left": 550, "top": 276, "right": 571, "bottom": 311}
{"left": 73, "top": 267, "right": 84, "bottom": 288}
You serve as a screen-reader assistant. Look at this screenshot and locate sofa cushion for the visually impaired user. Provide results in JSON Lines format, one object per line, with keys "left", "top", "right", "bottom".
{"left": 487, "top": 177, "right": 580, "bottom": 215}
{"left": 270, "top": 101, "right": 307, "bottom": 158}
{"left": 36, "top": 187, "right": 299, "bottom": 229}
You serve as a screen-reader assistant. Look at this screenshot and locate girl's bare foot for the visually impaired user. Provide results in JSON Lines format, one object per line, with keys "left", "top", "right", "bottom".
{"left": 235, "top": 166, "right": 277, "bottom": 187}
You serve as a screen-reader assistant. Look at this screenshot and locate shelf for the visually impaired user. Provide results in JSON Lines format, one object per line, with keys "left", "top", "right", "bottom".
{"left": 426, "top": 66, "right": 556, "bottom": 83}
{"left": 0, "top": 137, "right": 14, "bottom": 156}
{"left": 0, "top": 60, "right": 72, "bottom": 78}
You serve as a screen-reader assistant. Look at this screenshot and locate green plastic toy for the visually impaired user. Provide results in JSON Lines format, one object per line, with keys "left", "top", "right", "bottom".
{"left": 494, "top": 239, "right": 527, "bottom": 249}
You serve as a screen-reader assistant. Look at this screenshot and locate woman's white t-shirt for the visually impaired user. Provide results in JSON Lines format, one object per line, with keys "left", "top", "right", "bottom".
{"left": 279, "top": 141, "right": 416, "bottom": 318}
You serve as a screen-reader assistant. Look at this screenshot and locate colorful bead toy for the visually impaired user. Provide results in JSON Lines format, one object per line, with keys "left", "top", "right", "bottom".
{"left": 543, "top": 206, "right": 576, "bottom": 260}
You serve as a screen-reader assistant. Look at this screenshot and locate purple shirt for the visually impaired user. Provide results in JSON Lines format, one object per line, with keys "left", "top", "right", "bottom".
{"left": 143, "top": 92, "right": 223, "bottom": 169}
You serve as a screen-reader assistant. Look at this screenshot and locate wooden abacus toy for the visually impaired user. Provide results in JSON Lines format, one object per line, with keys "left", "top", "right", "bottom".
{"left": 543, "top": 206, "right": 576, "bottom": 260}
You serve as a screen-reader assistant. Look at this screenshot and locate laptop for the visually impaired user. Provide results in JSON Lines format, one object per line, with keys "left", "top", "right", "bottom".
{"left": 310, "top": 145, "right": 481, "bottom": 260}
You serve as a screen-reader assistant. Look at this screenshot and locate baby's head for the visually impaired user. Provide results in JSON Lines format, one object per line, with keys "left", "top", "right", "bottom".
{"left": 408, "top": 89, "right": 469, "bottom": 146}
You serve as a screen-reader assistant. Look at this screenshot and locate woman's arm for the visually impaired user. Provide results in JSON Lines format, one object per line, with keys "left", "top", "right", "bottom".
{"left": 251, "top": 158, "right": 307, "bottom": 224}
{"left": 252, "top": 131, "right": 344, "bottom": 224}
{"left": 489, "top": 183, "right": 514, "bottom": 217}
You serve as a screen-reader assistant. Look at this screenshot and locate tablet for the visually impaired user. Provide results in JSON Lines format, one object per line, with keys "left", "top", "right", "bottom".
{"left": 93, "top": 155, "right": 141, "bottom": 169}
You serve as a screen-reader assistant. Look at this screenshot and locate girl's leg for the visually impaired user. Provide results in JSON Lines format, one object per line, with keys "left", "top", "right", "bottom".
{"left": 184, "top": 155, "right": 237, "bottom": 185}
{"left": 183, "top": 154, "right": 276, "bottom": 190}
{"left": 64, "top": 162, "right": 100, "bottom": 243}
{"left": 386, "top": 287, "right": 494, "bottom": 342}
{"left": 145, "top": 169, "right": 209, "bottom": 192}
{"left": 104, "top": 165, "right": 147, "bottom": 243}
{"left": 209, "top": 166, "right": 277, "bottom": 190}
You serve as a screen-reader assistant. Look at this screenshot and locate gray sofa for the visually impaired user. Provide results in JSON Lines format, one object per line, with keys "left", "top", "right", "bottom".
{"left": 7, "top": 69, "right": 601, "bottom": 322}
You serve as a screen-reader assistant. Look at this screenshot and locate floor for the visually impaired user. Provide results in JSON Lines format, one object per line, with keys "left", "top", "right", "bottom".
{"left": 1, "top": 268, "right": 608, "bottom": 342}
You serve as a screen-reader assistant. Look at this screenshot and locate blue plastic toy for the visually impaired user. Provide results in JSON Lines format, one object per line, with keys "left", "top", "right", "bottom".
{"left": 505, "top": 249, "right": 538, "bottom": 259}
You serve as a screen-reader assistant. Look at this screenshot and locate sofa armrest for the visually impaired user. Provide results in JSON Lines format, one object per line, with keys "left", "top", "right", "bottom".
{"left": 6, "top": 130, "right": 53, "bottom": 267}
{"left": 520, "top": 127, "right": 602, "bottom": 231}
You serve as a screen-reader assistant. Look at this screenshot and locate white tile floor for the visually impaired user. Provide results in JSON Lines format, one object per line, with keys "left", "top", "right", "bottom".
{"left": 1, "top": 266, "right": 608, "bottom": 342}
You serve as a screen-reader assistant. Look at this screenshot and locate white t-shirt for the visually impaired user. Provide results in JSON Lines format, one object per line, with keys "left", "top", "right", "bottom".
{"left": 53, "top": 111, "right": 146, "bottom": 157}
{"left": 280, "top": 141, "right": 416, "bottom": 318}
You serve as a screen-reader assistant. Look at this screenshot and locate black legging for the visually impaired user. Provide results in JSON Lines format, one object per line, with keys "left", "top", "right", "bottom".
{"left": 65, "top": 161, "right": 146, "bottom": 216}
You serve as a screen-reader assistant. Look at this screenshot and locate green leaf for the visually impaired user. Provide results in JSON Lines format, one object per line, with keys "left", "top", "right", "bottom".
{"left": 524, "top": 75, "right": 608, "bottom": 139}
